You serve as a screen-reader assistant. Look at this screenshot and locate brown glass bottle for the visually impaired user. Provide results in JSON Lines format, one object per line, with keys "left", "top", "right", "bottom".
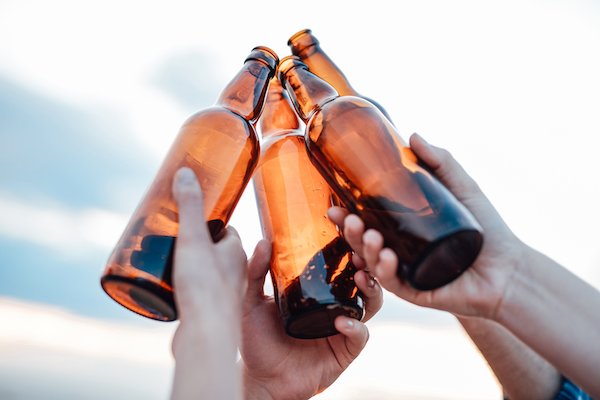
{"left": 253, "top": 78, "right": 363, "bottom": 339}
{"left": 279, "top": 56, "right": 483, "bottom": 290}
{"left": 100, "top": 47, "right": 278, "bottom": 321}
{"left": 288, "top": 29, "right": 393, "bottom": 123}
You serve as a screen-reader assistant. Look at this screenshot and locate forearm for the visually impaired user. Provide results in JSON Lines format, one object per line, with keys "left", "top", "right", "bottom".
{"left": 171, "top": 324, "right": 241, "bottom": 400}
{"left": 458, "top": 316, "right": 560, "bottom": 399}
{"left": 495, "top": 245, "right": 600, "bottom": 398}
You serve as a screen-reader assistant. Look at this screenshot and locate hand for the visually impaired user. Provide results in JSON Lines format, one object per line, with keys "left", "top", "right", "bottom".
{"left": 170, "top": 167, "right": 247, "bottom": 400}
{"left": 240, "top": 240, "right": 383, "bottom": 400}
{"left": 328, "top": 133, "right": 527, "bottom": 320}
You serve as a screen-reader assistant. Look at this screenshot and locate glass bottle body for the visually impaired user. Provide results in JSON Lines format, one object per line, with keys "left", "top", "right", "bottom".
{"left": 253, "top": 131, "right": 363, "bottom": 338}
{"left": 305, "top": 96, "right": 483, "bottom": 290}
{"left": 101, "top": 47, "right": 277, "bottom": 321}
{"left": 102, "top": 108, "right": 259, "bottom": 321}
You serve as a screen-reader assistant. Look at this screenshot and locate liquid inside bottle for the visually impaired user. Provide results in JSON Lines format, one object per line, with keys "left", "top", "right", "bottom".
{"left": 253, "top": 78, "right": 363, "bottom": 338}
{"left": 101, "top": 47, "right": 278, "bottom": 321}
{"left": 279, "top": 56, "right": 483, "bottom": 290}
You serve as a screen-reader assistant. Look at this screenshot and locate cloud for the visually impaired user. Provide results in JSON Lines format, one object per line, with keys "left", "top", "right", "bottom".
{"left": 0, "top": 193, "right": 127, "bottom": 256}
{"left": 0, "top": 297, "right": 500, "bottom": 400}
{"left": 150, "top": 50, "right": 224, "bottom": 115}
{"left": 0, "top": 297, "right": 174, "bottom": 399}
{"left": 0, "top": 76, "right": 154, "bottom": 213}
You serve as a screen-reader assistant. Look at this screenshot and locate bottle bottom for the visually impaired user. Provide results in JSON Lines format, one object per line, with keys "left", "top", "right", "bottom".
{"left": 285, "top": 301, "right": 363, "bottom": 339}
{"left": 406, "top": 229, "right": 484, "bottom": 290}
{"left": 101, "top": 275, "right": 176, "bottom": 321}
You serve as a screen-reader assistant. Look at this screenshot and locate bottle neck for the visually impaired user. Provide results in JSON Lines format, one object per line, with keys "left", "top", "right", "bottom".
{"left": 288, "top": 29, "right": 356, "bottom": 97}
{"left": 278, "top": 56, "right": 339, "bottom": 122}
{"left": 259, "top": 78, "right": 302, "bottom": 138}
{"left": 216, "top": 47, "right": 278, "bottom": 123}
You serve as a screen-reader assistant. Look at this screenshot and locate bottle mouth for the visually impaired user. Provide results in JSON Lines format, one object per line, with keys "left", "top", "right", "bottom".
{"left": 278, "top": 55, "right": 307, "bottom": 82}
{"left": 287, "top": 28, "right": 319, "bottom": 55}
{"left": 246, "top": 46, "right": 279, "bottom": 70}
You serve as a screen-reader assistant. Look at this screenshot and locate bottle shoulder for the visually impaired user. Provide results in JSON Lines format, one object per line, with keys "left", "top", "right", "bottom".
{"left": 185, "top": 105, "right": 246, "bottom": 122}
{"left": 260, "top": 130, "right": 305, "bottom": 154}
{"left": 181, "top": 106, "right": 259, "bottom": 140}
{"left": 307, "top": 95, "right": 381, "bottom": 126}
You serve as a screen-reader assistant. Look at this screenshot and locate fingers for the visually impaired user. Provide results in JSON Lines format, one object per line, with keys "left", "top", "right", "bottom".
{"left": 409, "top": 133, "right": 482, "bottom": 202}
{"left": 343, "top": 214, "right": 366, "bottom": 257}
{"left": 334, "top": 316, "right": 369, "bottom": 360}
{"left": 371, "top": 248, "right": 406, "bottom": 295}
{"left": 171, "top": 168, "right": 216, "bottom": 316}
{"left": 245, "top": 239, "right": 272, "bottom": 303}
{"left": 215, "top": 227, "right": 246, "bottom": 264}
{"left": 327, "top": 206, "right": 349, "bottom": 228}
{"left": 328, "top": 207, "right": 366, "bottom": 253}
{"left": 410, "top": 133, "right": 508, "bottom": 231}
{"left": 172, "top": 167, "right": 212, "bottom": 249}
{"left": 215, "top": 226, "right": 247, "bottom": 286}
{"left": 354, "top": 270, "right": 383, "bottom": 322}
{"left": 352, "top": 253, "right": 366, "bottom": 270}
{"left": 362, "top": 229, "right": 384, "bottom": 270}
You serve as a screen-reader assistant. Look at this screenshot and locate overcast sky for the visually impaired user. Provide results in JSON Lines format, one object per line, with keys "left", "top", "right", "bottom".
{"left": 1, "top": 0, "right": 599, "bottom": 399}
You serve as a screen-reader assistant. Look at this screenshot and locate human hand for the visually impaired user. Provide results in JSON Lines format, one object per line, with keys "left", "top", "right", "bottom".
{"left": 239, "top": 240, "right": 383, "bottom": 400}
{"left": 328, "top": 133, "right": 527, "bottom": 320}
{"left": 170, "top": 167, "right": 247, "bottom": 400}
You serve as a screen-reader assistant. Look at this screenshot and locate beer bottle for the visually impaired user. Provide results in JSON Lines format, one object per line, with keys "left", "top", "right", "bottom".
{"left": 288, "top": 29, "right": 393, "bottom": 122}
{"left": 101, "top": 47, "right": 278, "bottom": 321}
{"left": 253, "top": 77, "right": 363, "bottom": 339}
{"left": 279, "top": 56, "right": 483, "bottom": 290}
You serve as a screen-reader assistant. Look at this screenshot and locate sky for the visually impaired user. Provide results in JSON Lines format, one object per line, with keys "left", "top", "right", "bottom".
{"left": 1, "top": 0, "right": 600, "bottom": 399}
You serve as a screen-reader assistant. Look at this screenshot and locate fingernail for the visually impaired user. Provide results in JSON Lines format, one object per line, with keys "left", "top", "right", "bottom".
{"left": 345, "top": 319, "right": 355, "bottom": 328}
{"left": 367, "top": 276, "right": 376, "bottom": 288}
{"left": 413, "top": 132, "right": 430, "bottom": 146}
{"left": 176, "top": 167, "right": 196, "bottom": 185}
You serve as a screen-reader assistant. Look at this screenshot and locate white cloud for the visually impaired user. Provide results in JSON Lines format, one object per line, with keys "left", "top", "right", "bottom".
{"left": 0, "top": 297, "right": 500, "bottom": 400}
{"left": 0, "top": 193, "right": 128, "bottom": 257}
{"left": 0, "top": 297, "right": 175, "bottom": 399}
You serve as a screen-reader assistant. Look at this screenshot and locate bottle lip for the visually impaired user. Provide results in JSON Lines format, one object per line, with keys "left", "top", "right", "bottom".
{"left": 246, "top": 46, "right": 279, "bottom": 70}
{"left": 278, "top": 55, "right": 308, "bottom": 82}
{"left": 287, "top": 28, "right": 319, "bottom": 55}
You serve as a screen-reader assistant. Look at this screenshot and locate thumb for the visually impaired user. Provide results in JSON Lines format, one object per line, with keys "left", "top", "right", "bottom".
{"left": 245, "top": 239, "right": 272, "bottom": 304}
{"left": 409, "top": 133, "right": 483, "bottom": 203}
{"left": 334, "top": 316, "right": 369, "bottom": 361}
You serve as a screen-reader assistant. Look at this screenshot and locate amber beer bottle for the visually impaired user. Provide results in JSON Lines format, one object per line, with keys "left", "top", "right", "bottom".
{"left": 279, "top": 56, "right": 483, "bottom": 290}
{"left": 253, "top": 78, "right": 363, "bottom": 339}
{"left": 288, "top": 29, "right": 393, "bottom": 122}
{"left": 100, "top": 47, "right": 278, "bottom": 321}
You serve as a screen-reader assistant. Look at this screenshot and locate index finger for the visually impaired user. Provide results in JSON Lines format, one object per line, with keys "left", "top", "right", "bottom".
{"left": 327, "top": 206, "right": 349, "bottom": 229}
{"left": 172, "top": 167, "right": 213, "bottom": 250}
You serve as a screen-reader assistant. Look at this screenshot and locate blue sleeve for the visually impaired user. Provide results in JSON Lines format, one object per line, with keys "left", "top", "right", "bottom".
{"left": 554, "top": 376, "right": 593, "bottom": 400}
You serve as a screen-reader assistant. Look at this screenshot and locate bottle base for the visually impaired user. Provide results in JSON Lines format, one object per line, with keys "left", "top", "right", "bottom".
{"left": 101, "top": 275, "right": 176, "bottom": 321}
{"left": 407, "top": 229, "right": 484, "bottom": 290}
{"left": 285, "top": 302, "right": 363, "bottom": 339}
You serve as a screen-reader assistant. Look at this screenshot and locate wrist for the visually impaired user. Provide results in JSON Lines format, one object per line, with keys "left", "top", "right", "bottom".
{"left": 491, "top": 242, "right": 535, "bottom": 325}
{"left": 476, "top": 238, "right": 530, "bottom": 322}
{"left": 172, "top": 318, "right": 238, "bottom": 360}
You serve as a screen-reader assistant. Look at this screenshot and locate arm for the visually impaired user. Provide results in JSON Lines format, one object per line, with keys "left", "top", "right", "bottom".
{"left": 496, "top": 246, "right": 600, "bottom": 397}
{"left": 169, "top": 167, "right": 247, "bottom": 400}
{"left": 458, "top": 316, "right": 560, "bottom": 400}
{"left": 329, "top": 133, "right": 600, "bottom": 398}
